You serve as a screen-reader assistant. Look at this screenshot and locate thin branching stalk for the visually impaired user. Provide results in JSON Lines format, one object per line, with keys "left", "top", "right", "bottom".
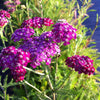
{"left": 44, "top": 65, "right": 56, "bottom": 100}
{"left": 9, "top": 20, "right": 14, "bottom": 34}
{"left": 23, "top": 66, "right": 45, "bottom": 75}
{"left": 23, "top": 84, "right": 29, "bottom": 100}
{"left": 24, "top": 80, "right": 52, "bottom": 100}
{"left": 56, "top": 69, "right": 72, "bottom": 91}
{"left": 89, "top": 15, "right": 99, "bottom": 40}
{"left": 4, "top": 90, "right": 6, "bottom": 100}
{"left": 45, "top": 66, "right": 53, "bottom": 90}
{"left": 39, "top": 0, "right": 43, "bottom": 18}
{"left": 26, "top": 0, "right": 30, "bottom": 18}
{"left": 0, "top": 29, "right": 6, "bottom": 48}
{"left": 53, "top": 55, "right": 59, "bottom": 100}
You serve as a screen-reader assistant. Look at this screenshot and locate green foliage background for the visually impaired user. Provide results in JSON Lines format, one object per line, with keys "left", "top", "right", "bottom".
{"left": 1, "top": 0, "right": 100, "bottom": 100}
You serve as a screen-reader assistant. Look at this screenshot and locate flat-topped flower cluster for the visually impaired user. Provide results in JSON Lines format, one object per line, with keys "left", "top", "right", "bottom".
{"left": 4, "top": 0, "right": 21, "bottom": 13}
{"left": 0, "top": 10, "right": 11, "bottom": 28}
{"left": 66, "top": 55, "right": 95, "bottom": 75}
{"left": 0, "top": 46, "right": 30, "bottom": 82}
{"left": 21, "top": 17, "right": 54, "bottom": 28}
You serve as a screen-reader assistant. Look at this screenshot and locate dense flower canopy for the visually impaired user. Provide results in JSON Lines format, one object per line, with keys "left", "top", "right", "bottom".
{"left": 19, "top": 31, "right": 60, "bottom": 68}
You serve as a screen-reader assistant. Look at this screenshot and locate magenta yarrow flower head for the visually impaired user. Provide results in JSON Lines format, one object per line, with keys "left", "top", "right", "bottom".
{"left": 13, "top": 0, "right": 21, "bottom": 5}
{"left": 52, "top": 21, "right": 77, "bottom": 45}
{"left": 21, "top": 19, "right": 33, "bottom": 28}
{"left": 8, "top": 8, "right": 16, "bottom": 13}
{"left": 65, "top": 55, "right": 95, "bottom": 75}
{"left": 0, "top": 16, "right": 8, "bottom": 28}
{"left": 0, "top": 10, "right": 11, "bottom": 19}
{"left": 0, "top": 46, "right": 30, "bottom": 82}
{"left": 21, "top": 17, "right": 54, "bottom": 28}
{"left": 11, "top": 66, "right": 26, "bottom": 82}
{"left": 11, "top": 28, "right": 35, "bottom": 42}
{"left": 6, "top": 3, "right": 16, "bottom": 8}
{"left": 4, "top": 1, "right": 11, "bottom": 5}
{"left": 32, "top": 17, "right": 44, "bottom": 28}
{"left": 43, "top": 18, "right": 54, "bottom": 26}
{"left": 0, "top": 10, "right": 11, "bottom": 28}
{"left": 19, "top": 31, "right": 60, "bottom": 68}
{"left": 4, "top": 0, "right": 21, "bottom": 13}
{"left": 4, "top": 0, "right": 21, "bottom": 6}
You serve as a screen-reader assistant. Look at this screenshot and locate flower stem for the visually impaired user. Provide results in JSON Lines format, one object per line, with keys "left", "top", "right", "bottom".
{"left": 23, "top": 84, "right": 29, "bottom": 100}
{"left": 23, "top": 66, "right": 45, "bottom": 75}
{"left": 39, "top": 0, "right": 43, "bottom": 18}
{"left": 0, "top": 29, "right": 6, "bottom": 48}
{"left": 44, "top": 65, "right": 56, "bottom": 100}
{"left": 24, "top": 80, "right": 52, "bottom": 100}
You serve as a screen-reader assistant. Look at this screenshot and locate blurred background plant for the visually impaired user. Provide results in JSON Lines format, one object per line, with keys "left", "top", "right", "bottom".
{"left": 0, "top": 0, "right": 100, "bottom": 100}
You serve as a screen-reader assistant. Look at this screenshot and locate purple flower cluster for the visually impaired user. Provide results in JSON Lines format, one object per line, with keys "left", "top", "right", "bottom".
{"left": 21, "top": 19, "right": 34, "bottom": 28}
{"left": 11, "top": 28, "right": 35, "bottom": 42}
{"left": 19, "top": 31, "right": 60, "bottom": 68}
{"left": 52, "top": 22, "right": 77, "bottom": 45}
{"left": 0, "top": 46, "right": 30, "bottom": 82}
{"left": 21, "top": 17, "right": 54, "bottom": 28}
{"left": 4, "top": 0, "right": 21, "bottom": 13}
{"left": 65, "top": 55, "right": 95, "bottom": 75}
{"left": 32, "top": 17, "right": 44, "bottom": 28}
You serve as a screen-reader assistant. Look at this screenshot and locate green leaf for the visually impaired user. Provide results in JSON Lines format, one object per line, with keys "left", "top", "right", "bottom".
{"left": 22, "top": 97, "right": 27, "bottom": 100}
{"left": 1, "top": 36, "right": 8, "bottom": 42}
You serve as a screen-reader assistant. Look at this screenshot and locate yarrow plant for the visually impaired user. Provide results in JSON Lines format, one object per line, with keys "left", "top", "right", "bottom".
{"left": 0, "top": 0, "right": 99, "bottom": 100}
{"left": 0, "top": 46, "right": 30, "bottom": 82}
{"left": 65, "top": 55, "right": 95, "bottom": 75}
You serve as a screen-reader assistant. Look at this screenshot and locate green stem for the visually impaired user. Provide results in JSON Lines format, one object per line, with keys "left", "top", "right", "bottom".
{"left": 0, "top": 29, "right": 6, "bottom": 48}
{"left": 26, "top": 0, "right": 30, "bottom": 18}
{"left": 9, "top": 21, "right": 14, "bottom": 34}
{"left": 23, "top": 84, "right": 29, "bottom": 100}
{"left": 44, "top": 65, "right": 56, "bottom": 100}
{"left": 24, "top": 80, "right": 52, "bottom": 100}
{"left": 89, "top": 16, "right": 99, "bottom": 40}
{"left": 55, "top": 55, "right": 58, "bottom": 81}
{"left": 45, "top": 66, "right": 53, "bottom": 90}
{"left": 23, "top": 66, "right": 45, "bottom": 75}
{"left": 56, "top": 69, "right": 72, "bottom": 91}
{"left": 53, "top": 55, "right": 59, "bottom": 100}
{"left": 4, "top": 90, "right": 7, "bottom": 100}
{"left": 39, "top": 0, "right": 43, "bottom": 18}
{"left": 74, "top": 35, "right": 83, "bottom": 55}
